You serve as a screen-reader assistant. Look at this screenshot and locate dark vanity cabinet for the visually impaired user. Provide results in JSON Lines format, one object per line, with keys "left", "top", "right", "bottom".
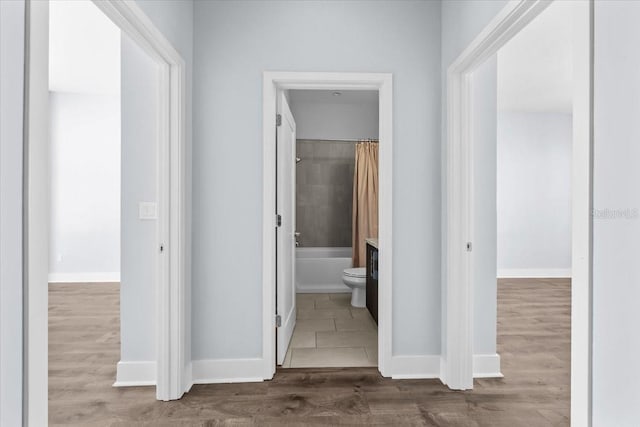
{"left": 366, "top": 242, "right": 379, "bottom": 324}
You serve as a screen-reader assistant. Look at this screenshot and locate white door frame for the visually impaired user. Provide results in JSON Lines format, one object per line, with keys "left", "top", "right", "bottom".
{"left": 262, "top": 72, "right": 393, "bottom": 378}
{"left": 24, "top": 0, "right": 188, "bottom": 423}
{"left": 443, "top": 0, "right": 593, "bottom": 425}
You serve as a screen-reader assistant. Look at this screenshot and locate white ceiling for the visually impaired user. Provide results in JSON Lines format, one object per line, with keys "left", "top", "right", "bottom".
{"left": 49, "top": 0, "right": 120, "bottom": 95}
{"left": 497, "top": 1, "right": 573, "bottom": 113}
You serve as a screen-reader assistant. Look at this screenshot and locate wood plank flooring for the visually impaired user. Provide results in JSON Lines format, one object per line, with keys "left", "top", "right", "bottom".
{"left": 49, "top": 278, "right": 570, "bottom": 426}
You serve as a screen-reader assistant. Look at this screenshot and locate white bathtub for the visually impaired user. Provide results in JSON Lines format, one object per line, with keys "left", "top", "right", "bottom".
{"left": 296, "top": 247, "right": 352, "bottom": 293}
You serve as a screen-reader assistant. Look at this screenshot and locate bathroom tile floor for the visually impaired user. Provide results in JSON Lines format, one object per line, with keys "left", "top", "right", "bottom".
{"left": 282, "top": 292, "right": 378, "bottom": 368}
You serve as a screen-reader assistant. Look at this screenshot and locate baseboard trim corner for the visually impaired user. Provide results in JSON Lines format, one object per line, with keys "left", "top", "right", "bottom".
{"left": 473, "top": 353, "right": 503, "bottom": 378}
{"left": 113, "top": 360, "right": 156, "bottom": 387}
{"left": 192, "top": 358, "right": 265, "bottom": 384}
{"left": 391, "top": 355, "right": 441, "bottom": 379}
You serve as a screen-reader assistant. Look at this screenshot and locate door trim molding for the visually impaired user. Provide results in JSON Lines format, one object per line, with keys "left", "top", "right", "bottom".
{"left": 443, "top": 0, "right": 553, "bottom": 391}
{"left": 90, "top": 0, "right": 189, "bottom": 401}
{"left": 443, "top": 0, "right": 592, "bottom": 425}
{"left": 24, "top": 1, "right": 188, "bottom": 422}
{"left": 91, "top": 0, "right": 189, "bottom": 402}
{"left": 262, "top": 72, "right": 393, "bottom": 378}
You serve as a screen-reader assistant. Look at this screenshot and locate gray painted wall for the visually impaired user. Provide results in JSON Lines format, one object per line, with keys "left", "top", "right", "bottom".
{"left": 471, "top": 57, "right": 498, "bottom": 356}
{"left": 0, "top": 1, "right": 25, "bottom": 424}
{"left": 296, "top": 140, "right": 355, "bottom": 248}
{"left": 133, "top": 0, "right": 194, "bottom": 369}
{"left": 593, "top": 1, "right": 640, "bottom": 424}
{"left": 289, "top": 90, "right": 379, "bottom": 140}
{"left": 120, "top": 34, "right": 159, "bottom": 362}
{"left": 193, "top": 0, "right": 442, "bottom": 359}
{"left": 117, "top": 0, "right": 194, "bottom": 366}
{"left": 497, "top": 112, "right": 572, "bottom": 273}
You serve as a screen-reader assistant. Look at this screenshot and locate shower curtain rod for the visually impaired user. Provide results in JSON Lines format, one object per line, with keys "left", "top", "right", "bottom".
{"left": 297, "top": 138, "right": 379, "bottom": 143}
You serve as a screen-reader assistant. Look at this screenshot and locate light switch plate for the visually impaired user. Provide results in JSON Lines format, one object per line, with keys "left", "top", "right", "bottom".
{"left": 138, "top": 202, "right": 158, "bottom": 220}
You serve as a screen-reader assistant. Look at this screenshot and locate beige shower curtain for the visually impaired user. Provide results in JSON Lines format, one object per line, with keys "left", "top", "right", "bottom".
{"left": 352, "top": 140, "right": 379, "bottom": 267}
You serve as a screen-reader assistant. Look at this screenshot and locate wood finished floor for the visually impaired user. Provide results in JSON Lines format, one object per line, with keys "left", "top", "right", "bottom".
{"left": 49, "top": 278, "right": 570, "bottom": 426}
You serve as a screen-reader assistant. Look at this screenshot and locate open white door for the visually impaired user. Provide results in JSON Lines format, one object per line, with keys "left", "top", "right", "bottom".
{"left": 276, "top": 91, "right": 297, "bottom": 365}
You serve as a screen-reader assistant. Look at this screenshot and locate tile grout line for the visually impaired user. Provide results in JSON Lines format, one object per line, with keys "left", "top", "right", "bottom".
{"left": 292, "top": 293, "right": 378, "bottom": 368}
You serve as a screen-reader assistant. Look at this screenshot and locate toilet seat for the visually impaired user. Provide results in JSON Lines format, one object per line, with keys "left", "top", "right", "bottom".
{"left": 343, "top": 267, "right": 366, "bottom": 278}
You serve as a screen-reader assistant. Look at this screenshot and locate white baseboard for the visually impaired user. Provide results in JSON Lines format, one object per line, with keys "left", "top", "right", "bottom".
{"left": 391, "top": 355, "right": 441, "bottom": 379}
{"left": 296, "top": 284, "right": 351, "bottom": 293}
{"left": 473, "top": 354, "right": 503, "bottom": 378}
{"left": 113, "top": 360, "right": 156, "bottom": 387}
{"left": 192, "top": 358, "right": 264, "bottom": 384}
{"left": 113, "top": 354, "right": 500, "bottom": 388}
{"left": 497, "top": 268, "right": 571, "bottom": 279}
{"left": 48, "top": 272, "right": 120, "bottom": 283}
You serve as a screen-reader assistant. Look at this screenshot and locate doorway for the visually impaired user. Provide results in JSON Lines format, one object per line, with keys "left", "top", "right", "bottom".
{"left": 276, "top": 89, "right": 380, "bottom": 369}
{"left": 262, "top": 72, "right": 393, "bottom": 379}
{"left": 491, "top": 1, "right": 575, "bottom": 422}
{"left": 47, "top": 0, "right": 124, "bottom": 420}
{"left": 443, "top": 0, "right": 592, "bottom": 423}
{"left": 24, "top": 0, "right": 188, "bottom": 421}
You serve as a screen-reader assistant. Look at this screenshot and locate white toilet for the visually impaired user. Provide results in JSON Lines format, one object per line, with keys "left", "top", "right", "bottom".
{"left": 342, "top": 267, "right": 367, "bottom": 308}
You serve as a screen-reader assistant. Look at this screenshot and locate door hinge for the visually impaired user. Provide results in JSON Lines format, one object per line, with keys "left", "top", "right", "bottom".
{"left": 466, "top": 242, "right": 472, "bottom": 252}
{"left": 276, "top": 214, "right": 282, "bottom": 227}
{"left": 275, "top": 314, "right": 282, "bottom": 328}
{"left": 276, "top": 114, "right": 282, "bottom": 127}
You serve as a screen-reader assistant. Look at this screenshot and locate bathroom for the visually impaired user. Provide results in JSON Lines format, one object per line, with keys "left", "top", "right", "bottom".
{"left": 281, "top": 89, "right": 380, "bottom": 368}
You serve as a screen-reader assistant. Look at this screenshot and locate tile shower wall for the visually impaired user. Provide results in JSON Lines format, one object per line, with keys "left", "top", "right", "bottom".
{"left": 296, "top": 139, "right": 355, "bottom": 247}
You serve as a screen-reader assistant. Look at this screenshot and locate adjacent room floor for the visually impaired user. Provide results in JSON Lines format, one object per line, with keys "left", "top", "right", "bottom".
{"left": 282, "top": 293, "right": 378, "bottom": 368}
{"left": 49, "top": 278, "right": 570, "bottom": 426}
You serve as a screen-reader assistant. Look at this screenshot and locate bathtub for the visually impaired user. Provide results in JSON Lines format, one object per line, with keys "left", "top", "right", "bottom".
{"left": 296, "top": 247, "right": 352, "bottom": 293}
